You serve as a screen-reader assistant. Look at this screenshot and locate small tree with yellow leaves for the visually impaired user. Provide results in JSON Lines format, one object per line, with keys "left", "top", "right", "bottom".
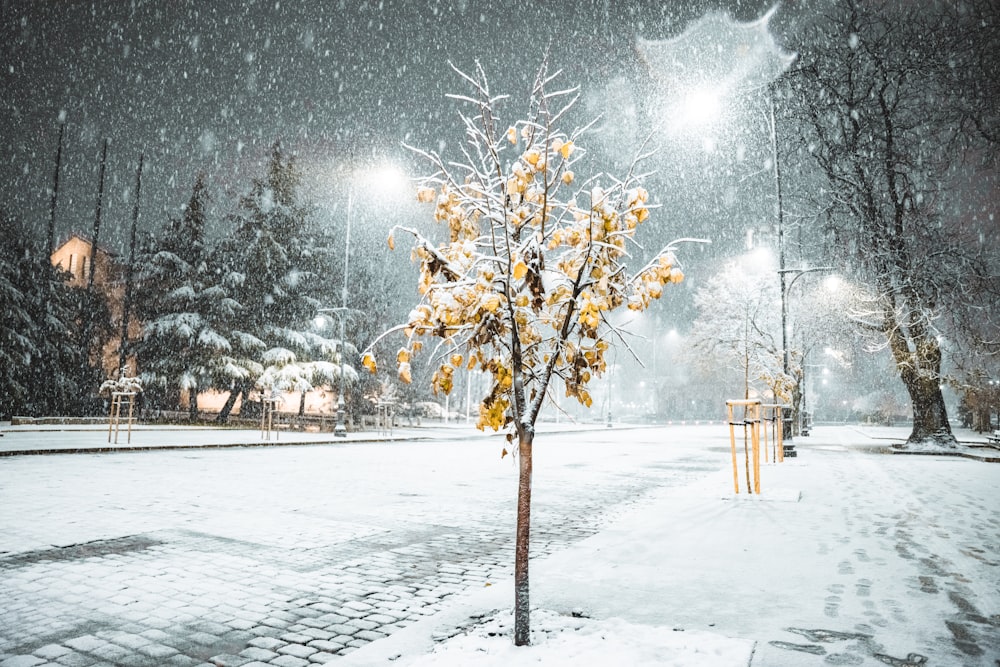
{"left": 363, "top": 61, "right": 690, "bottom": 646}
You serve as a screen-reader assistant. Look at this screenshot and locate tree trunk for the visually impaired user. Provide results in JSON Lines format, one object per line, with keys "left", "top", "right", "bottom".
{"left": 904, "top": 373, "right": 954, "bottom": 446}
{"left": 216, "top": 384, "right": 245, "bottom": 423}
{"left": 188, "top": 389, "right": 199, "bottom": 422}
{"left": 887, "top": 324, "right": 956, "bottom": 447}
{"left": 513, "top": 428, "right": 534, "bottom": 646}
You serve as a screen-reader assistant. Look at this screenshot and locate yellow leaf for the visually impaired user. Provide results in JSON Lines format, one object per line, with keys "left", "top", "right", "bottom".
{"left": 507, "top": 126, "right": 517, "bottom": 145}
{"left": 450, "top": 353, "right": 463, "bottom": 367}
{"left": 501, "top": 447, "right": 508, "bottom": 459}
{"left": 398, "top": 362, "right": 412, "bottom": 384}
{"left": 416, "top": 186, "right": 436, "bottom": 203}
{"left": 361, "top": 352, "right": 377, "bottom": 374}
{"left": 513, "top": 260, "right": 528, "bottom": 280}
{"left": 387, "top": 233, "right": 395, "bottom": 250}
{"left": 560, "top": 140, "right": 575, "bottom": 159}
{"left": 397, "top": 348, "right": 410, "bottom": 364}
{"left": 562, "top": 171, "right": 574, "bottom": 185}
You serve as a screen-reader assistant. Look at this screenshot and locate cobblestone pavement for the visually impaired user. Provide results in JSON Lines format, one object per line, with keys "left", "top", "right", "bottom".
{"left": 0, "top": 428, "right": 723, "bottom": 667}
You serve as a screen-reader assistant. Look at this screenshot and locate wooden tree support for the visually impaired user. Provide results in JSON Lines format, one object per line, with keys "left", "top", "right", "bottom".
{"left": 261, "top": 397, "right": 281, "bottom": 440}
{"left": 108, "top": 391, "right": 137, "bottom": 444}
{"left": 761, "top": 403, "right": 786, "bottom": 463}
{"left": 376, "top": 402, "right": 394, "bottom": 437}
{"left": 726, "top": 399, "right": 761, "bottom": 494}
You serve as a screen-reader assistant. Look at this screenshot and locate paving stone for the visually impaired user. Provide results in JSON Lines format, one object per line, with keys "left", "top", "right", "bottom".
{"left": 32, "top": 646, "right": 71, "bottom": 660}
{"left": 190, "top": 621, "right": 231, "bottom": 636}
{"left": 238, "top": 647, "right": 277, "bottom": 662}
{"left": 98, "top": 632, "right": 151, "bottom": 650}
{"left": 246, "top": 638, "right": 285, "bottom": 652}
{"left": 63, "top": 637, "right": 104, "bottom": 654}
{"left": 52, "top": 652, "right": 98, "bottom": 667}
{"left": 276, "top": 644, "right": 316, "bottom": 659}
{"left": 269, "top": 656, "right": 309, "bottom": 667}
{"left": 226, "top": 619, "right": 255, "bottom": 631}
{"left": 136, "top": 643, "right": 179, "bottom": 659}
{"left": 306, "top": 654, "right": 339, "bottom": 664}
{"left": 306, "top": 604, "right": 339, "bottom": 614}
{"left": 187, "top": 632, "right": 220, "bottom": 646}
{"left": 354, "top": 630, "right": 387, "bottom": 642}
{"left": 0, "top": 656, "right": 46, "bottom": 667}
{"left": 206, "top": 654, "right": 250, "bottom": 667}
{"left": 245, "top": 626, "right": 280, "bottom": 638}
{"left": 365, "top": 613, "right": 399, "bottom": 624}
{"left": 346, "top": 618, "right": 378, "bottom": 632}
{"left": 139, "top": 629, "right": 170, "bottom": 642}
{"left": 325, "top": 624, "right": 357, "bottom": 637}
{"left": 87, "top": 645, "right": 130, "bottom": 663}
{"left": 315, "top": 614, "right": 348, "bottom": 625}
{"left": 305, "top": 641, "right": 343, "bottom": 653}
{"left": 278, "top": 633, "right": 312, "bottom": 645}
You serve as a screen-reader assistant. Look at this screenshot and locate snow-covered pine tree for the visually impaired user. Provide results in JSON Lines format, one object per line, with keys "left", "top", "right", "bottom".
{"left": 134, "top": 173, "right": 238, "bottom": 420}
{"left": 0, "top": 210, "right": 88, "bottom": 418}
{"left": 362, "top": 62, "right": 693, "bottom": 646}
{"left": 213, "top": 142, "right": 346, "bottom": 422}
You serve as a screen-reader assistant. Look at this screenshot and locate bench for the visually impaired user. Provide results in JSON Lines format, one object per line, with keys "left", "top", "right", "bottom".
{"left": 987, "top": 431, "right": 1000, "bottom": 447}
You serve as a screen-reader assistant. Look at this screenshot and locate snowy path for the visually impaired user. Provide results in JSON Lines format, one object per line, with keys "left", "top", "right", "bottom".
{"left": 527, "top": 425, "right": 1000, "bottom": 666}
{"left": 0, "top": 428, "right": 718, "bottom": 666}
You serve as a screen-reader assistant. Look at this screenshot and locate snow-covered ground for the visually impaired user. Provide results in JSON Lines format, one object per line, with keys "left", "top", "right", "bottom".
{"left": 0, "top": 422, "right": 997, "bottom": 666}
{"left": 343, "top": 424, "right": 1000, "bottom": 666}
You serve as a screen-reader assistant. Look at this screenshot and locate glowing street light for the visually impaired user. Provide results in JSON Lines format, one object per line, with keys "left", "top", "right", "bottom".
{"left": 318, "top": 162, "right": 409, "bottom": 436}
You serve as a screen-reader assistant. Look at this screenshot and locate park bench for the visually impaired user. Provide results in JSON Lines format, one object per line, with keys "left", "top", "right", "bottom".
{"left": 987, "top": 430, "right": 1000, "bottom": 447}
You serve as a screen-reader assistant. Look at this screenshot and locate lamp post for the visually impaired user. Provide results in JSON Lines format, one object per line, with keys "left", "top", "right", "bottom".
{"left": 318, "top": 190, "right": 354, "bottom": 437}
{"left": 777, "top": 266, "right": 832, "bottom": 450}
{"left": 316, "top": 162, "right": 408, "bottom": 436}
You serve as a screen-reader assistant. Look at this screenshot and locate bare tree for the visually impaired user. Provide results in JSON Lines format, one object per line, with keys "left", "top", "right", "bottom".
{"left": 688, "top": 255, "right": 785, "bottom": 402}
{"left": 785, "top": 0, "right": 998, "bottom": 447}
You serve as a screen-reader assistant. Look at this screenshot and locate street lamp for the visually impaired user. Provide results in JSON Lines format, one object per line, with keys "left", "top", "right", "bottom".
{"left": 316, "top": 161, "right": 409, "bottom": 435}
{"left": 777, "top": 266, "right": 832, "bottom": 450}
{"left": 318, "top": 187, "right": 354, "bottom": 437}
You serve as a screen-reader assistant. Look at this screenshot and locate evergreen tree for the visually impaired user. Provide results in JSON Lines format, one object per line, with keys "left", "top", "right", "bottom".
{"left": 214, "top": 142, "right": 344, "bottom": 422}
{"left": 0, "top": 210, "right": 87, "bottom": 418}
{"left": 134, "top": 174, "right": 238, "bottom": 419}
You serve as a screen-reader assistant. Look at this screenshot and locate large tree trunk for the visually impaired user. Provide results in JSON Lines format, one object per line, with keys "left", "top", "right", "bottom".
{"left": 905, "top": 374, "right": 953, "bottom": 445}
{"left": 514, "top": 428, "right": 534, "bottom": 646}
{"left": 887, "top": 323, "right": 956, "bottom": 447}
{"left": 188, "top": 389, "right": 199, "bottom": 422}
{"left": 216, "top": 383, "right": 245, "bottom": 423}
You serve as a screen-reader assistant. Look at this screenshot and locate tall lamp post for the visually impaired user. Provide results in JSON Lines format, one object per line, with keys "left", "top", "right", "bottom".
{"left": 319, "top": 191, "right": 354, "bottom": 438}
{"left": 777, "top": 266, "right": 832, "bottom": 451}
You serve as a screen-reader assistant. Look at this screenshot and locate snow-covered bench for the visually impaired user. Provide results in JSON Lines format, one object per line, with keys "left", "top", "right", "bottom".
{"left": 987, "top": 430, "right": 1000, "bottom": 446}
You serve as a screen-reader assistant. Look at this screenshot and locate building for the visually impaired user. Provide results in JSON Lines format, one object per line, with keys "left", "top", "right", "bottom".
{"left": 50, "top": 234, "right": 131, "bottom": 379}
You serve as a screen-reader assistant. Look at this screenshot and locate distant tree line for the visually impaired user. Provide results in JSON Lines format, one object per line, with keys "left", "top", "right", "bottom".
{"left": 0, "top": 142, "right": 412, "bottom": 421}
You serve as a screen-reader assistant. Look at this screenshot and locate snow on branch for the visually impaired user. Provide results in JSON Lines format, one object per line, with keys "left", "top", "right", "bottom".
{"left": 365, "top": 61, "right": 695, "bottom": 434}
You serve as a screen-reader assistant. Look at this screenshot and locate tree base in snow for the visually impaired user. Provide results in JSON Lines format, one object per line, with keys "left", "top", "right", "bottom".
{"left": 895, "top": 430, "right": 958, "bottom": 452}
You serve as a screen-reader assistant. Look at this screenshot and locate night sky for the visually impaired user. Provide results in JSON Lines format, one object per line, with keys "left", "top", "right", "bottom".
{"left": 2, "top": 0, "right": 805, "bottom": 259}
